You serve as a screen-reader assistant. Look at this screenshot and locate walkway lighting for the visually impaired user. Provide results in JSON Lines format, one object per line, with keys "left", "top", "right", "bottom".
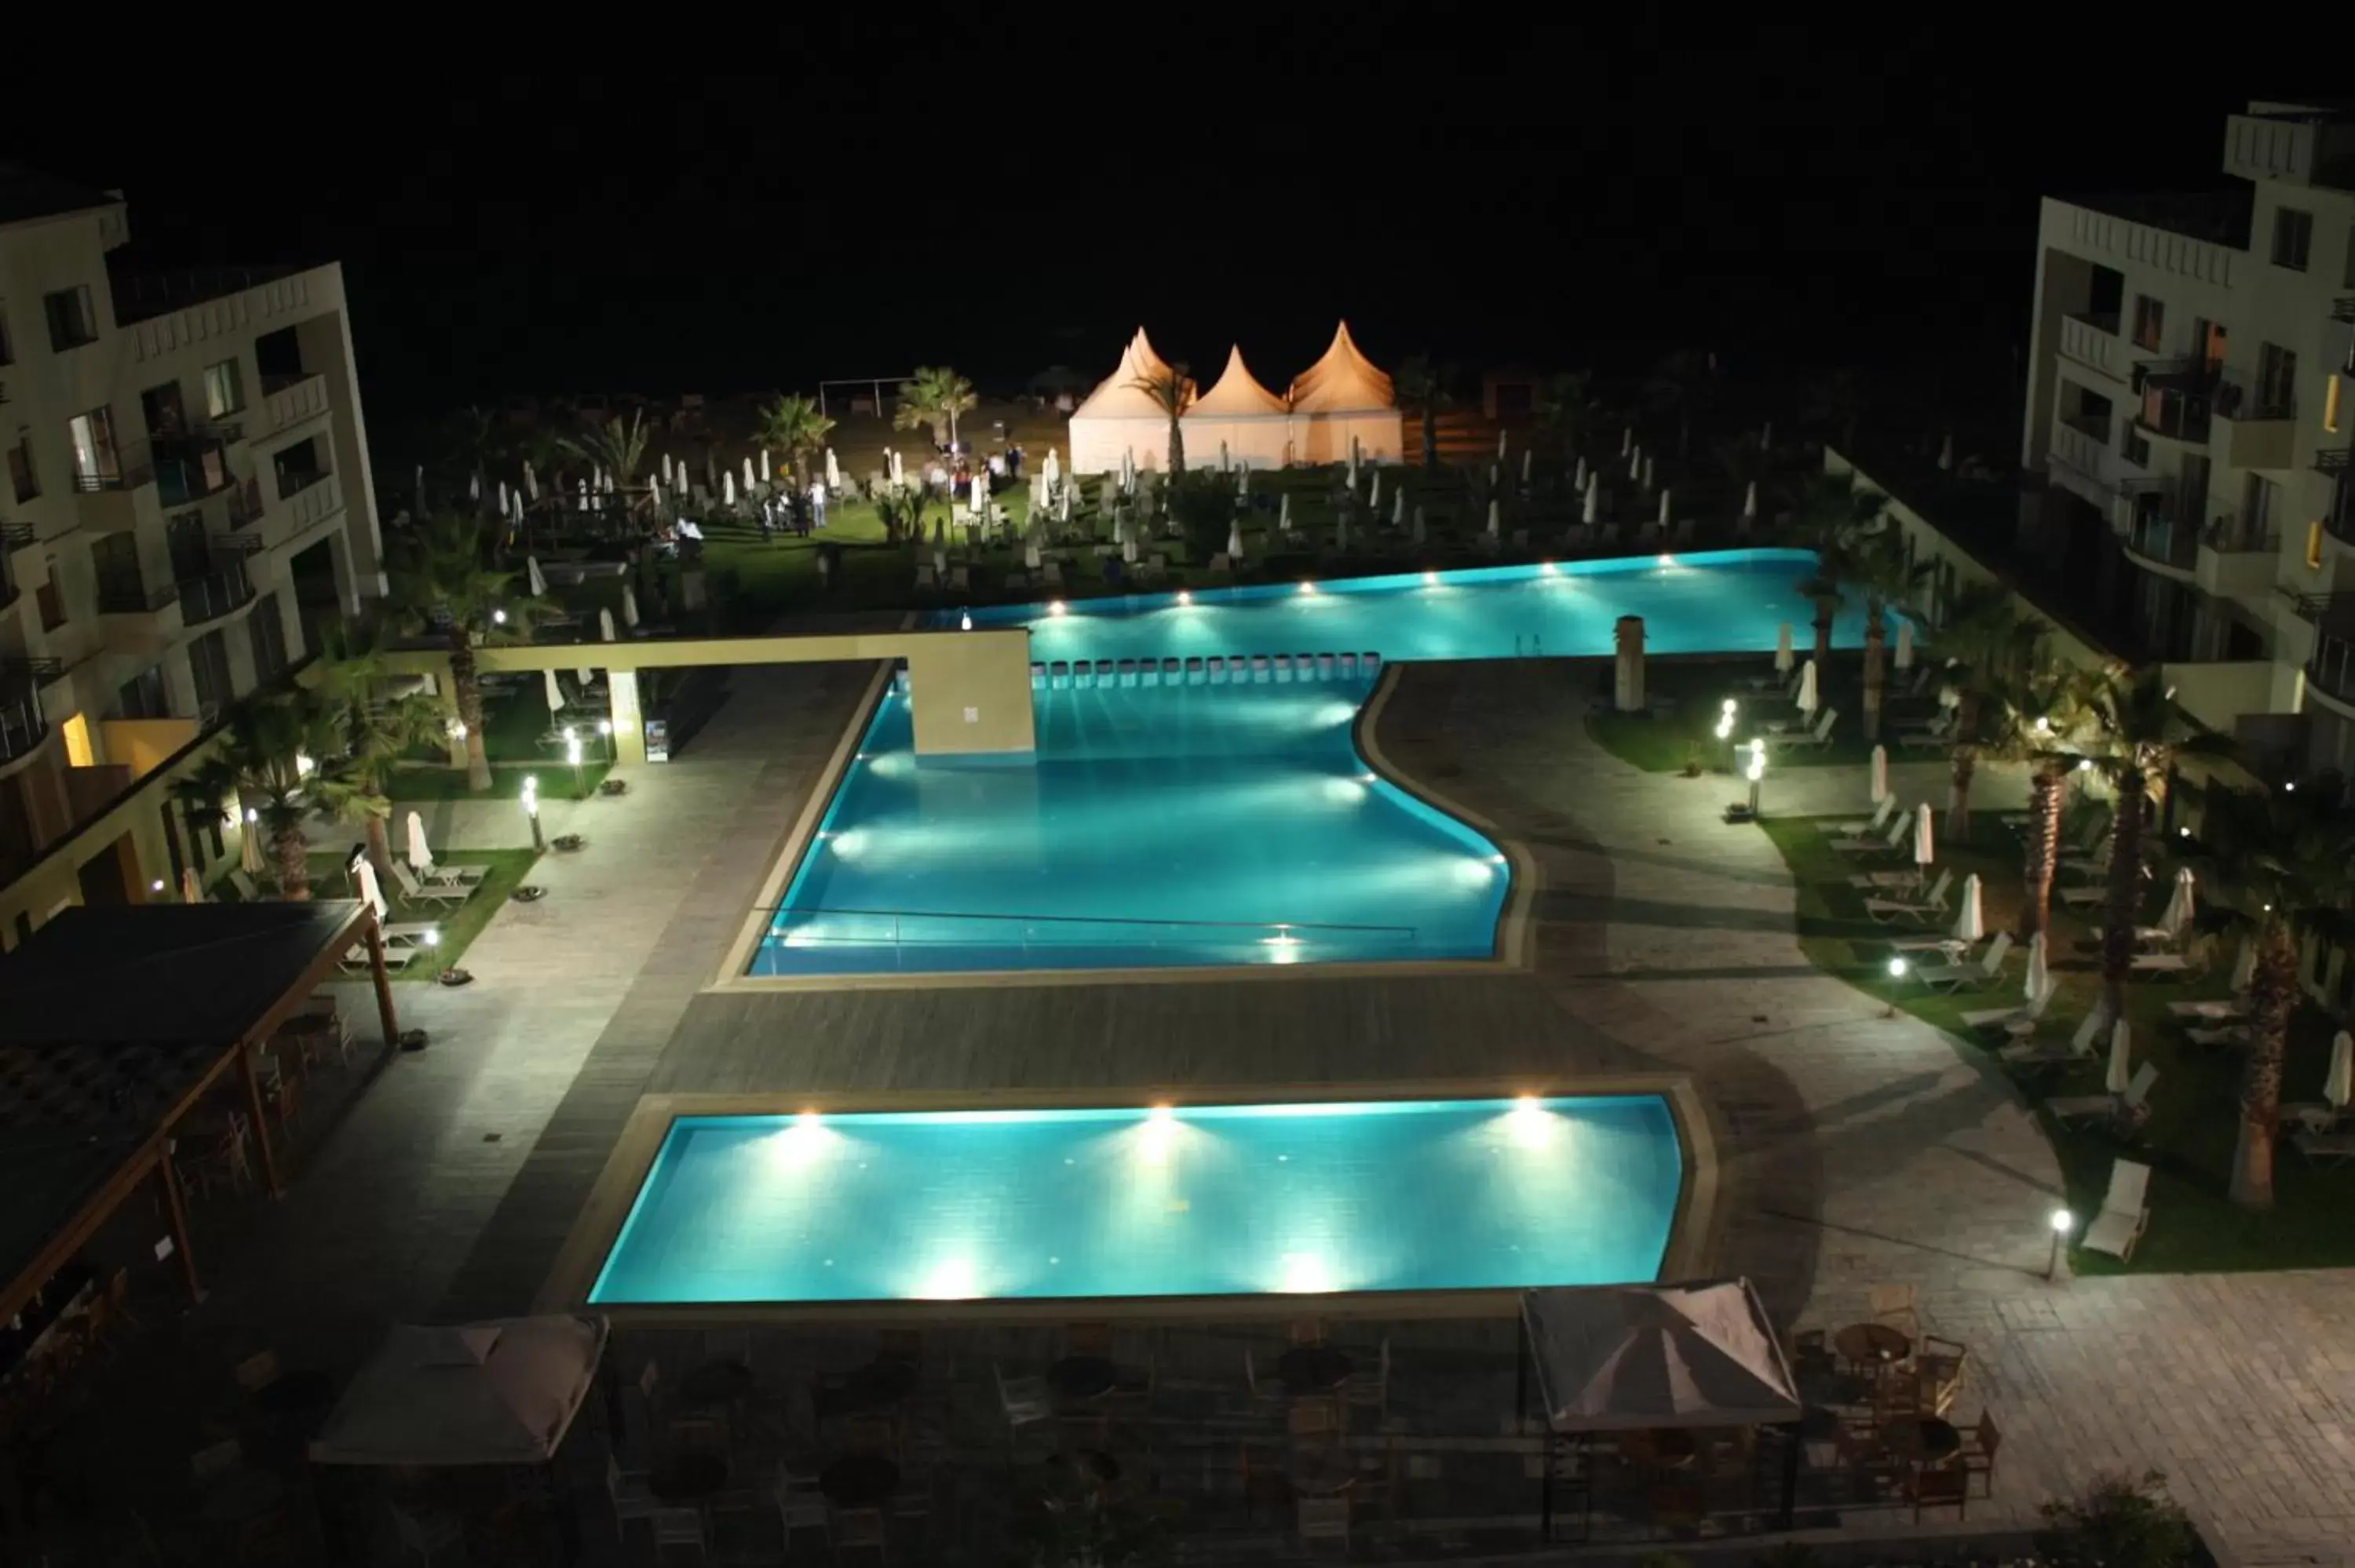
{"left": 2047, "top": 1208, "right": 2074, "bottom": 1280}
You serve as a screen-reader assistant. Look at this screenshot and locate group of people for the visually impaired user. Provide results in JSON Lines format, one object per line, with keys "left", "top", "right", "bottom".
{"left": 755, "top": 483, "right": 830, "bottom": 542}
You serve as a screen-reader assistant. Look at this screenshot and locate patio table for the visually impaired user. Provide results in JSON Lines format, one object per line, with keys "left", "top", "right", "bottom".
{"left": 1832, "top": 1322, "right": 1911, "bottom": 1371}
{"left": 1881, "top": 1415, "right": 1961, "bottom": 1465}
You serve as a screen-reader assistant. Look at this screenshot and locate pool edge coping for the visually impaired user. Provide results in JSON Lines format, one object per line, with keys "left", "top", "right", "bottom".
{"left": 706, "top": 661, "right": 1537, "bottom": 993}
{"left": 534, "top": 1074, "right": 1722, "bottom": 1324}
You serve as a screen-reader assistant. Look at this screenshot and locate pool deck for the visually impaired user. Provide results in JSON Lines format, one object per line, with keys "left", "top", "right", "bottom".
{"left": 44, "top": 655, "right": 2355, "bottom": 1560}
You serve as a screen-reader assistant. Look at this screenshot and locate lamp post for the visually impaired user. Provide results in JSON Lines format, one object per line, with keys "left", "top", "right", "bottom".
{"left": 2046, "top": 1207, "right": 2074, "bottom": 1282}
{"left": 521, "top": 774, "right": 546, "bottom": 852}
{"left": 597, "top": 717, "right": 614, "bottom": 769}
{"left": 1746, "top": 739, "right": 1766, "bottom": 819}
{"left": 568, "top": 733, "right": 586, "bottom": 801}
{"left": 1885, "top": 956, "right": 1908, "bottom": 1017}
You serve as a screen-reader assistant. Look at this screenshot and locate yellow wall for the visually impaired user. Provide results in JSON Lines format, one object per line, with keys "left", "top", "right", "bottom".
{"left": 100, "top": 718, "right": 202, "bottom": 780}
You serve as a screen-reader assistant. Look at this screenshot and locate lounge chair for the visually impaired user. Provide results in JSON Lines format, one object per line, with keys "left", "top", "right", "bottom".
{"left": 339, "top": 941, "right": 415, "bottom": 975}
{"left": 1832, "top": 811, "right": 1911, "bottom": 857}
{"left": 387, "top": 860, "right": 473, "bottom": 908}
{"left": 2276, "top": 1102, "right": 2342, "bottom": 1134}
{"left": 2079, "top": 1158, "right": 2152, "bottom": 1261}
{"left": 1888, "top": 928, "right": 1975, "bottom": 956}
{"left": 2050, "top": 1061, "right": 2159, "bottom": 1126}
{"left": 2001, "top": 1007, "right": 2105, "bottom": 1071}
{"left": 1961, "top": 975, "right": 2056, "bottom": 1034}
{"left": 2130, "top": 939, "right": 2209, "bottom": 982}
{"left": 2291, "top": 1128, "right": 2355, "bottom": 1165}
{"left": 1896, "top": 715, "right": 1955, "bottom": 751}
{"left": 1830, "top": 796, "right": 1900, "bottom": 839}
{"left": 1864, "top": 868, "right": 1952, "bottom": 924}
{"left": 2167, "top": 998, "right": 2249, "bottom": 1021}
{"left": 1043, "top": 562, "right": 1066, "bottom": 587}
{"left": 409, "top": 859, "right": 487, "bottom": 891}
{"left": 1915, "top": 932, "right": 2012, "bottom": 992}
{"left": 1769, "top": 708, "right": 1839, "bottom": 749}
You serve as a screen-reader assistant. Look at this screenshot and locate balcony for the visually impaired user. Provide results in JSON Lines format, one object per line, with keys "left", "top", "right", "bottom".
{"left": 2058, "top": 312, "right": 2128, "bottom": 381}
{"left": 2123, "top": 511, "right": 2199, "bottom": 577}
{"left": 2211, "top": 370, "right": 2298, "bottom": 469}
{"left": 2331, "top": 298, "right": 2355, "bottom": 326}
{"left": 2133, "top": 363, "right": 2213, "bottom": 446}
{"left": 0, "top": 684, "right": 47, "bottom": 768}
{"left": 2046, "top": 418, "right": 2119, "bottom": 510}
{"left": 2309, "top": 629, "right": 2355, "bottom": 717}
{"left": 108, "top": 265, "right": 304, "bottom": 328}
{"left": 177, "top": 558, "right": 254, "bottom": 625}
{"left": 96, "top": 574, "right": 177, "bottom": 617}
{"left": 2196, "top": 512, "right": 2283, "bottom": 598}
{"left": 254, "top": 373, "right": 329, "bottom": 442}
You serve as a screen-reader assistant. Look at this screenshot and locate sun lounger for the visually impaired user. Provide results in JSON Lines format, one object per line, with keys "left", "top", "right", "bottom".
{"left": 1864, "top": 868, "right": 1952, "bottom": 924}
{"left": 1830, "top": 797, "right": 1900, "bottom": 839}
{"left": 1888, "top": 932, "right": 1973, "bottom": 956}
{"left": 1915, "top": 932, "right": 2012, "bottom": 992}
{"left": 2001, "top": 1008, "right": 2104, "bottom": 1070}
{"left": 2291, "top": 1129, "right": 2355, "bottom": 1166}
{"left": 388, "top": 860, "right": 473, "bottom": 908}
{"left": 1896, "top": 719, "right": 1954, "bottom": 751}
{"left": 2049, "top": 1061, "right": 2159, "bottom": 1125}
{"left": 408, "top": 859, "right": 487, "bottom": 890}
{"left": 1961, "top": 976, "right": 2056, "bottom": 1034}
{"left": 2167, "top": 999, "right": 2249, "bottom": 1021}
{"left": 2079, "top": 1158, "right": 2151, "bottom": 1261}
{"left": 1832, "top": 812, "right": 1911, "bottom": 857}
{"left": 1769, "top": 709, "right": 1839, "bottom": 749}
{"left": 2130, "top": 947, "right": 2207, "bottom": 981}
{"left": 339, "top": 941, "right": 415, "bottom": 975}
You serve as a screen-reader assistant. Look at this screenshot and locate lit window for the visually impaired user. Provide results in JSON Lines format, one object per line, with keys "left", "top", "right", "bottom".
{"left": 2330, "top": 374, "right": 2344, "bottom": 435}
{"left": 2309, "top": 521, "right": 2325, "bottom": 571}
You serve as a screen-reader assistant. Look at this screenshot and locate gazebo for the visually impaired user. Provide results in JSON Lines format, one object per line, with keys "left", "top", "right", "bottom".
{"left": 1068, "top": 327, "right": 1188, "bottom": 474}
{"left": 1181, "top": 345, "right": 1294, "bottom": 469}
{"left": 1287, "top": 319, "right": 1404, "bottom": 463}
{"left": 0, "top": 900, "right": 402, "bottom": 1322}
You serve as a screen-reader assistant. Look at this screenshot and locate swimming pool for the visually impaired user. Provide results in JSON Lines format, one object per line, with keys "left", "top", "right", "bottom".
{"left": 588, "top": 1096, "right": 1684, "bottom": 1306}
{"left": 752, "top": 549, "right": 1864, "bottom": 976}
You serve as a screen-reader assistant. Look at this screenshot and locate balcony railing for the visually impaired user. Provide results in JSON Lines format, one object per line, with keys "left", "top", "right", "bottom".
{"left": 71, "top": 454, "right": 155, "bottom": 494}
{"left": 2203, "top": 513, "right": 2280, "bottom": 554}
{"left": 276, "top": 467, "right": 330, "bottom": 502}
{"left": 2133, "top": 365, "right": 2214, "bottom": 443}
{"left": 96, "top": 574, "right": 177, "bottom": 615}
{"left": 0, "top": 690, "right": 46, "bottom": 765}
{"left": 2214, "top": 367, "right": 2297, "bottom": 424}
{"left": 177, "top": 558, "right": 254, "bottom": 625}
{"left": 0, "top": 523, "right": 32, "bottom": 551}
{"left": 2058, "top": 410, "right": 2112, "bottom": 443}
{"left": 2311, "top": 630, "right": 2355, "bottom": 707}
{"left": 225, "top": 477, "right": 265, "bottom": 529}
{"left": 2125, "top": 512, "right": 2199, "bottom": 569}
{"left": 107, "top": 265, "right": 303, "bottom": 327}
{"left": 2317, "top": 447, "right": 2352, "bottom": 477}
{"left": 2065, "top": 309, "right": 2121, "bottom": 335}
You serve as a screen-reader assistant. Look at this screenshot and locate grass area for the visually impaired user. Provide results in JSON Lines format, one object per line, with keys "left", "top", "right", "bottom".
{"left": 1586, "top": 657, "right": 1930, "bottom": 771}
{"left": 387, "top": 760, "right": 611, "bottom": 802}
{"left": 1762, "top": 810, "right": 2355, "bottom": 1273}
{"left": 385, "top": 678, "right": 618, "bottom": 801}
{"left": 302, "top": 848, "right": 539, "bottom": 980}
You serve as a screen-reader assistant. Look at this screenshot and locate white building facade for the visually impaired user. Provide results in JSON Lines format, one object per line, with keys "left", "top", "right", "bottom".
{"left": 0, "top": 167, "right": 385, "bottom": 906}
{"left": 2021, "top": 103, "right": 2355, "bottom": 772}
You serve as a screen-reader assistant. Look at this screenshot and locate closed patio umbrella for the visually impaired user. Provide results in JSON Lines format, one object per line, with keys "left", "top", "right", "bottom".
{"left": 1226, "top": 522, "right": 1244, "bottom": 560}
{"left": 1583, "top": 484, "right": 1599, "bottom": 527}
{"left": 660, "top": 453, "right": 673, "bottom": 486}
{"left": 497, "top": 480, "right": 509, "bottom": 517}
{"left": 1043, "top": 447, "right": 1061, "bottom": 485}
{"left": 1392, "top": 491, "right": 1405, "bottom": 528}
{"left": 1024, "top": 534, "right": 1042, "bottom": 571}
{"left": 2230, "top": 935, "right": 2257, "bottom": 994}
{"left": 2025, "top": 932, "right": 2048, "bottom": 1004}
{"left": 1743, "top": 480, "right": 1758, "bottom": 522}
{"left": 543, "top": 669, "right": 564, "bottom": 717}
{"left": 1913, "top": 804, "right": 1937, "bottom": 873}
{"left": 1521, "top": 447, "right": 1532, "bottom": 486}
{"left": 2159, "top": 867, "right": 2196, "bottom": 939}
{"left": 1938, "top": 433, "right": 1955, "bottom": 472}
{"left": 1774, "top": 624, "right": 1794, "bottom": 674}
{"left": 743, "top": 456, "right": 756, "bottom": 493}
{"left": 2105, "top": 1019, "right": 2132, "bottom": 1095}
{"left": 1348, "top": 438, "right": 1360, "bottom": 490}
{"left": 1488, "top": 500, "right": 1502, "bottom": 538}
{"left": 525, "top": 461, "right": 541, "bottom": 501}
{"left": 1621, "top": 426, "right": 1633, "bottom": 456}
{"left": 240, "top": 815, "right": 265, "bottom": 877}
{"left": 468, "top": 472, "right": 480, "bottom": 503}
{"left": 1122, "top": 524, "right": 1137, "bottom": 564}
{"left": 1895, "top": 620, "right": 1915, "bottom": 670}
{"left": 1869, "top": 745, "right": 1889, "bottom": 804}
{"left": 763, "top": 448, "right": 775, "bottom": 485}
{"left": 1953, "top": 873, "right": 1983, "bottom": 943}
{"left": 1574, "top": 457, "right": 1588, "bottom": 491}
{"left": 180, "top": 866, "right": 203, "bottom": 906}
{"left": 600, "top": 607, "right": 616, "bottom": 644}
{"left": 722, "top": 472, "right": 736, "bottom": 507}
{"left": 1238, "top": 467, "right": 1251, "bottom": 500}
{"left": 2328, "top": 1030, "right": 2353, "bottom": 1110}
{"left": 1219, "top": 440, "right": 1231, "bottom": 473}
{"left": 1497, "top": 428, "right": 1508, "bottom": 462}
{"left": 1657, "top": 489, "right": 1671, "bottom": 530}
{"left": 1796, "top": 659, "right": 1819, "bottom": 715}
{"left": 1411, "top": 509, "right": 1427, "bottom": 546}
{"left": 932, "top": 547, "right": 947, "bottom": 577}
{"left": 1642, "top": 454, "right": 1656, "bottom": 490}
{"left": 621, "top": 582, "right": 640, "bottom": 629}
{"left": 891, "top": 450, "right": 905, "bottom": 486}
{"left": 1369, "top": 471, "right": 1382, "bottom": 512}
{"left": 526, "top": 556, "right": 546, "bottom": 599}
{"left": 407, "top": 810, "right": 433, "bottom": 874}
{"left": 355, "top": 860, "right": 389, "bottom": 924}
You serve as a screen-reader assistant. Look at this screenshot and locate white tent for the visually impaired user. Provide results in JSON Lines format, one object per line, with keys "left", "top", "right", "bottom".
{"left": 1287, "top": 320, "right": 1404, "bottom": 464}
{"left": 1181, "top": 345, "right": 1292, "bottom": 470}
{"left": 309, "top": 1315, "right": 609, "bottom": 1467}
{"left": 1521, "top": 1279, "right": 1800, "bottom": 1432}
{"left": 1069, "top": 327, "right": 1186, "bottom": 474}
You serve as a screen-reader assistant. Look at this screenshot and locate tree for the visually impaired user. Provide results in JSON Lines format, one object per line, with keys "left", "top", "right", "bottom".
{"left": 1847, "top": 525, "right": 1930, "bottom": 742}
{"left": 1803, "top": 367, "right": 1867, "bottom": 456}
{"left": 1789, "top": 472, "right": 1884, "bottom": 667}
{"left": 312, "top": 627, "right": 448, "bottom": 884}
{"left": 754, "top": 393, "right": 836, "bottom": 487}
{"left": 2036, "top": 1471, "right": 2198, "bottom": 1568}
{"left": 1928, "top": 582, "right": 2044, "bottom": 840}
{"left": 1990, "top": 660, "right": 2087, "bottom": 941}
{"left": 1642, "top": 348, "right": 1714, "bottom": 459}
{"left": 1165, "top": 471, "right": 1240, "bottom": 561}
{"left": 175, "top": 691, "right": 342, "bottom": 901}
{"left": 1127, "top": 365, "right": 1192, "bottom": 481}
{"left": 560, "top": 410, "right": 650, "bottom": 501}
{"left": 872, "top": 482, "right": 931, "bottom": 547}
{"left": 440, "top": 405, "right": 502, "bottom": 497}
{"left": 1536, "top": 370, "right": 1597, "bottom": 466}
{"left": 388, "top": 513, "right": 544, "bottom": 793}
{"left": 2077, "top": 664, "right": 2236, "bottom": 1029}
{"left": 2190, "top": 782, "right": 2355, "bottom": 1209}
{"left": 893, "top": 366, "right": 977, "bottom": 448}
{"left": 1394, "top": 356, "right": 1454, "bottom": 472}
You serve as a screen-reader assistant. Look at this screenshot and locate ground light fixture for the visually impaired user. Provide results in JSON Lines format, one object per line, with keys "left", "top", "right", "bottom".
{"left": 1885, "top": 956, "right": 1908, "bottom": 1017}
{"left": 1745, "top": 740, "right": 1766, "bottom": 819}
{"left": 2047, "top": 1207, "right": 2075, "bottom": 1281}
{"left": 959, "top": 611, "right": 972, "bottom": 631}
{"left": 1176, "top": 590, "right": 1192, "bottom": 606}
{"left": 492, "top": 609, "right": 507, "bottom": 625}
{"left": 521, "top": 775, "right": 546, "bottom": 852}
{"left": 568, "top": 734, "right": 586, "bottom": 799}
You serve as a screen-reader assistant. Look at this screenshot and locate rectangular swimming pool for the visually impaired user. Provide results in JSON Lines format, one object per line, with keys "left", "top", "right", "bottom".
{"left": 589, "top": 1096, "right": 1684, "bottom": 1306}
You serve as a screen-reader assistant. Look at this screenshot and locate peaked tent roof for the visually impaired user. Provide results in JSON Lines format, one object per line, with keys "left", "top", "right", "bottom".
{"left": 310, "top": 1315, "right": 611, "bottom": 1466}
{"left": 1185, "top": 345, "right": 1290, "bottom": 418}
{"left": 1522, "top": 1279, "right": 1801, "bottom": 1432}
{"left": 1287, "top": 320, "right": 1397, "bottom": 412}
{"left": 1072, "top": 327, "right": 1187, "bottom": 421}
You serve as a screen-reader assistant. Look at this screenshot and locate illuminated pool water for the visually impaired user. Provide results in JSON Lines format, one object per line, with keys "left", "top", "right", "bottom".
{"left": 754, "top": 549, "right": 1862, "bottom": 975}
{"left": 589, "top": 1096, "right": 1684, "bottom": 1305}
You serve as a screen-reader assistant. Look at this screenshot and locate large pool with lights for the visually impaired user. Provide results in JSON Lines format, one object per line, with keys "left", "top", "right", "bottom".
{"left": 752, "top": 549, "right": 1861, "bottom": 975}
{"left": 588, "top": 1096, "right": 1684, "bottom": 1305}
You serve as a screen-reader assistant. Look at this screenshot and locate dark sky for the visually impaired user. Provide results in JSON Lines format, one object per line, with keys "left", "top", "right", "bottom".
{"left": 9, "top": 27, "right": 2293, "bottom": 425}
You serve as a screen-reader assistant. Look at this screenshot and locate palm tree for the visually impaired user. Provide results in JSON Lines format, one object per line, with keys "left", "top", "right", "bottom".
{"left": 312, "top": 628, "right": 448, "bottom": 883}
{"left": 1929, "top": 582, "right": 2045, "bottom": 840}
{"left": 388, "top": 513, "right": 543, "bottom": 793}
{"left": 1642, "top": 348, "right": 1714, "bottom": 459}
{"left": 1789, "top": 472, "right": 1884, "bottom": 667}
{"left": 1847, "top": 526, "right": 1930, "bottom": 742}
{"left": 561, "top": 410, "right": 650, "bottom": 500}
{"left": 2193, "top": 782, "right": 2355, "bottom": 1209}
{"left": 441, "top": 405, "right": 502, "bottom": 503}
{"left": 1126, "top": 366, "right": 1191, "bottom": 480}
{"left": 893, "top": 366, "right": 977, "bottom": 449}
{"left": 1536, "top": 370, "right": 1597, "bottom": 465}
{"left": 175, "top": 691, "right": 341, "bottom": 900}
{"left": 754, "top": 393, "right": 836, "bottom": 487}
{"left": 872, "top": 482, "right": 930, "bottom": 547}
{"left": 2077, "top": 665, "right": 2238, "bottom": 1027}
{"left": 1393, "top": 356, "right": 1454, "bottom": 471}
{"left": 1992, "top": 661, "right": 2088, "bottom": 943}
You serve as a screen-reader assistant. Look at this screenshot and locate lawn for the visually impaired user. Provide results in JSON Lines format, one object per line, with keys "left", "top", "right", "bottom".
{"left": 385, "top": 673, "right": 619, "bottom": 801}
{"left": 1586, "top": 656, "right": 1930, "bottom": 771}
{"left": 1761, "top": 810, "right": 2355, "bottom": 1273}
{"left": 301, "top": 848, "right": 539, "bottom": 981}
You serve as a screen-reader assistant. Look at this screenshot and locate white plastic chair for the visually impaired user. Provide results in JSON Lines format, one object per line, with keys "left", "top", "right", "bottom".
{"left": 2079, "top": 1158, "right": 2151, "bottom": 1260}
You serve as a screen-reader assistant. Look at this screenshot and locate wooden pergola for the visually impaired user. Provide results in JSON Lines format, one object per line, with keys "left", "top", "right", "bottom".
{"left": 0, "top": 899, "right": 400, "bottom": 1322}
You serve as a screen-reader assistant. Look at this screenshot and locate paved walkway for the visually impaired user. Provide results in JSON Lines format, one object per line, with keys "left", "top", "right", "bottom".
{"left": 1378, "top": 662, "right": 2355, "bottom": 1559}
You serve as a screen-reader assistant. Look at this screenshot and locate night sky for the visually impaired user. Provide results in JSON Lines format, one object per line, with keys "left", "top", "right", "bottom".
{"left": 9, "top": 29, "right": 2291, "bottom": 426}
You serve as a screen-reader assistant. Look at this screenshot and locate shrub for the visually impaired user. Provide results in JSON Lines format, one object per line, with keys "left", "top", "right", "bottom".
{"left": 2036, "top": 1470, "right": 2200, "bottom": 1568}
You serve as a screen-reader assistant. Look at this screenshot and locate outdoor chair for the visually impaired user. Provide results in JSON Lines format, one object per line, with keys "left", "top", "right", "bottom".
{"left": 1868, "top": 1283, "right": 1921, "bottom": 1340}
{"left": 1043, "top": 562, "right": 1066, "bottom": 587}
{"left": 1915, "top": 1335, "right": 1969, "bottom": 1413}
{"left": 1904, "top": 1464, "right": 1969, "bottom": 1522}
{"left": 2001, "top": 1008, "right": 2105, "bottom": 1072}
{"left": 229, "top": 870, "right": 263, "bottom": 900}
{"left": 387, "top": 860, "right": 472, "bottom": 908}
{"left": 1915, "top": 932, "right": 2012, "bottom": 991}
{"left": 649, "top": 1506, "right": 706, "bottom": 1559}
{"left": 1829, "top": 795, "right": 1900, "bottom": 839}
{"left": 1771, "top": 708, "right": 1839, "bottom": 749}
{"left": 2081, "top": 1158, "right": 2153, "bottom": 1262}
{"left": 1959, "top": 1411, "right": 2001, "bottom": 1495}
{"left": 1897, "top": 714, "right": 1955, "bottom": 751}
{"left": 2130, "top": 939, "right": 2209, "bottom": 981}
{"left": 1960, "top": 975, "right": 2056, "bottom": 1034}
{"left": 1831, "top": 811, "right": 1911, "bottom": 857}
{"left": 1296, "top": 1496, "right": 1350, "bottom": 1552}
{"left": 2050, "top": 1063, "right": 2160, "bottom": 1129}
{"left": 2291, "top": 1128, "right": 2355, "bottom": 1165}
{"left": 994, "top": 1362, "right": 1053, "bottom": 1433}
{"left": 1864, "top": 868, "right": 1953, "bottom": 924}
{"left": 2277, "top": 1101, "right": 2345, "bottom": 1134}
{"left": 914, "top": 565, "right": 935, "bottom": 588}
{"left": 411, "top": 859, "right": 486, "bottom": 891}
